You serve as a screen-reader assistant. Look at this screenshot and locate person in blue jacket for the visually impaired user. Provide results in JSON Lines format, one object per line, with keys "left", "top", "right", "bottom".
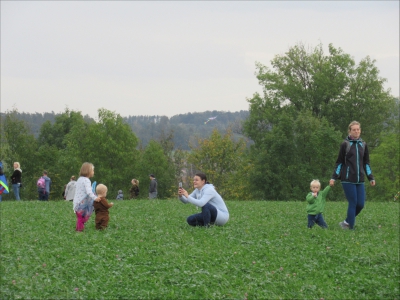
{"left": 0, "top": 161, "right": 9, "bottom": 201}
{"left": 330, "top": 121, "right": 375, "bottom": 230}
{"left": 178, "top": 172, "right": 229, "bottom": 227}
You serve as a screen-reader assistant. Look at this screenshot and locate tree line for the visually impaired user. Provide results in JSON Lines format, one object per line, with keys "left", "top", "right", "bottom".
{"left": 0, "top": 110, "right": 249, "bottom": 150}
{"left": 0, "top": 108, "right": 250, "bottom": 200}
{"left": 1, "top": 43, "right": 398, "bottom": 201}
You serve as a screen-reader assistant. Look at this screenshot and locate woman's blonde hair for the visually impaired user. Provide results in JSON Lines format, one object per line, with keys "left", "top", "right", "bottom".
{"left": 14, "top": 162, "right": 20, "bottom": 168}
{"left": 79, "top": 162, "right": 94, "bottom": 177}
{"left": 348, "top": 121, "right": 361, "bottom": 132}
{"left": 132, "top": 179, "right": 139, "bottom": 186}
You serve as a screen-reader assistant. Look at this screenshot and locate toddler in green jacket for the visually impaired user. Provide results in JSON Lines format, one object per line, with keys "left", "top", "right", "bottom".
{"left": 306, "top": 179, "right": 331, "bottom": 228}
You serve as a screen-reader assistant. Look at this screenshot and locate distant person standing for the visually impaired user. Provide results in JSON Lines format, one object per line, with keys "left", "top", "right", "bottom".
{"left": 64, "top": 176, "right": 77, "bottom": 201}
{"left": 0, "top": 161, "right": 10, "bottom": 202}
{"left": 129, "top": 179, "right": 140, "bottom": 199}
{"left": 149, "top": 174, "right": 157, "bottom": 199}
{"left": 38, "top": 171, "right": 52, "bottom": 201}
{"left": 10, "top": 162, "right": 22, "bottom": 200}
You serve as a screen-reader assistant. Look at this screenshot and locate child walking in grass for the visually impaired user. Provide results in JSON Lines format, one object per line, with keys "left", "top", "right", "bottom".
{"left": 73, "top": 163, "right": 100, "bottom": 232}
{"left": 306, "top": 179, "right": 331, "bottom": 228}
{"left": 94, "top": 184, "right": 114, "bottom": 230}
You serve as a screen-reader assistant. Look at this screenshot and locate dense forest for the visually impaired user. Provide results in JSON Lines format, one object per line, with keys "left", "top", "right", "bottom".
{"left": 1, "top": 43, "right": 398, "bottom": 202}
{"left": 0, "top": 110, "right": 250, "bottom": 150}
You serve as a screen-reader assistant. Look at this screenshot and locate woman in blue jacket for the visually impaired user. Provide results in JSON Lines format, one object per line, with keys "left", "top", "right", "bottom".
{"left": 330, "top": 121, "right": 375, "bottom": 229}
{"left": 178, "top": 172, "right": 229, "bottom": 227}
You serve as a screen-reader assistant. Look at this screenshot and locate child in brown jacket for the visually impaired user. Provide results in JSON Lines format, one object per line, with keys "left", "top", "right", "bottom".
{"left": 94, "top": 184, "right": 114, "bottom": 230}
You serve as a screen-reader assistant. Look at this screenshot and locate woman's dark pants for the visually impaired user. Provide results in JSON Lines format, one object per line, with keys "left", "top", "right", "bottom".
{"left": 187, "top": 203, "right": 217, "bottom": 227}
{"left": 342, "top": 182, "right": 365, "bottom": 229}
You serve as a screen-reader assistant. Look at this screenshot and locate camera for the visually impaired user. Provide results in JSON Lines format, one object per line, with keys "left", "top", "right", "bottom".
{"left": 179, "top": 182, "right": 182, "bottom": 188}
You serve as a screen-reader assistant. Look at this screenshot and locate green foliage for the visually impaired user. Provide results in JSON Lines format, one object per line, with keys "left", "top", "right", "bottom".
{"left": 0, "top": 43, "right": 397, "bottom": 202}
{"left": 245, "top": 43, "right": 396, "bottom": 200}
{"left": 62, "top": 109, "right": 140, "bottom": 196}
{"left": 1, "top": 111, "right": 57, "bottom": 137}
{"left": 368, "top": 131, "right": 399, "bottom": 200}
{"left": 253, "top": 43, "right": 351, "bottom": 122}
{"left": 224, "top": 150, "right": 255, "bottom": 200}
{"left": 173, "top": 148, "right": 188, "bottom": 183}
{"left": 188, "top": 129, "right": 249, "bottom": 199}
{"left": 246, "top": 111, "right": 342, "bottom": 200}
{"left": 1, "top": 109, "right": 40, "bottom": 199}
{"left": 38, "top": 109, "right": 88, "bottom": 150}
{"left": 0, "top": 108, "right": 142, "bottom": 199}
{"left": 252, "top": 43, "right": 394, "bottom": 144}
{"left": 1, "top": 200, "right": 398, "bottom": 299}
{"left": 2, "top": 110, "right": 250, "bottom": 150}
{"left": 136, "top": 140, "right": 175, "bottom": 199}
{"left": 124, "top": 110, "right": 249, "bottom": 150}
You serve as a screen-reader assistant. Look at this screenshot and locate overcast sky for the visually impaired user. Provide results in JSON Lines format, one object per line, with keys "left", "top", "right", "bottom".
{"left": 1, "top": 1, "right": 399, "bottom": 118}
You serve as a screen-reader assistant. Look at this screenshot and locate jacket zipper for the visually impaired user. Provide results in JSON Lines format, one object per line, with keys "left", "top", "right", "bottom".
{"left": 356, "top": 142, "right": 360, "bottom": 183}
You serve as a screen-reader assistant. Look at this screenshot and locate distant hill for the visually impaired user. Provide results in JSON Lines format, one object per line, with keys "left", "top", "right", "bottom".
{"left": 1, "top": 110, "right": 250, "bottom": 150}
{"left": 124, "top": 110, "right": 250, "bottom": 149}
{"left": 0, "top": 111, "right": 94, "bottom": 137}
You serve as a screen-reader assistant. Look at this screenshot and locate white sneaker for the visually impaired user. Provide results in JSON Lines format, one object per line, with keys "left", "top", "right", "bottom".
{"left": 339, "top": 221, "right": 349, "bottom": 229}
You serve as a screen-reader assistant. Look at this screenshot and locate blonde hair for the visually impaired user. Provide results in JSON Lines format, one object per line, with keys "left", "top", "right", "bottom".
{"left": 71, "top": 175, "right": 76, "bottom": 180}
{"left": 348, "top": 121, "right": 361, "bottom": 132}
{"left": 131, "top": 179, "right": 139, "bottom": 186}
{"left": 96, "top": 184, "right": 107, "bottom": 196}
{"left": 14, "top": 162, "right": 20, "bottom": 168}
{"left": 79, "top": 162, "right": 94, "bottom": 177}
{"left": 310, "top": 179, "right": 321, "bottom": 187}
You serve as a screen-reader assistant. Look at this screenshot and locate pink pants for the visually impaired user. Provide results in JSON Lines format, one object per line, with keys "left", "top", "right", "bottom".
{"left": 75, "top": 211, "right": 90, "bottom": 231}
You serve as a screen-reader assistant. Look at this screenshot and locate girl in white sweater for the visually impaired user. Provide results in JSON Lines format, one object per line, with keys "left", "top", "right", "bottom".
{"left": 73, "top": 163, "right": 100, "bottom": 231}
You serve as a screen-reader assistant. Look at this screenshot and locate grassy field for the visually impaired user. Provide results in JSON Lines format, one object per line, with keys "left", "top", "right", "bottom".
{"left": 0, "top": 199, "right": 399, "bottom": 299}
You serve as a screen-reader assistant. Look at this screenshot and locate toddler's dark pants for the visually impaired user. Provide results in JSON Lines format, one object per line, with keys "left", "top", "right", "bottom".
{"left": 308, "top": 213, "right": 327, "bottom": 228}
{"left": 95, "top": 212, "right": 110, "bottom": 230}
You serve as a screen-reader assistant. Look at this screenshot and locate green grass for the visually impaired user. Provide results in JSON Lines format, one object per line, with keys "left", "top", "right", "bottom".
{"left": 1, "top": 200, "right": 399, "bottom": 299}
